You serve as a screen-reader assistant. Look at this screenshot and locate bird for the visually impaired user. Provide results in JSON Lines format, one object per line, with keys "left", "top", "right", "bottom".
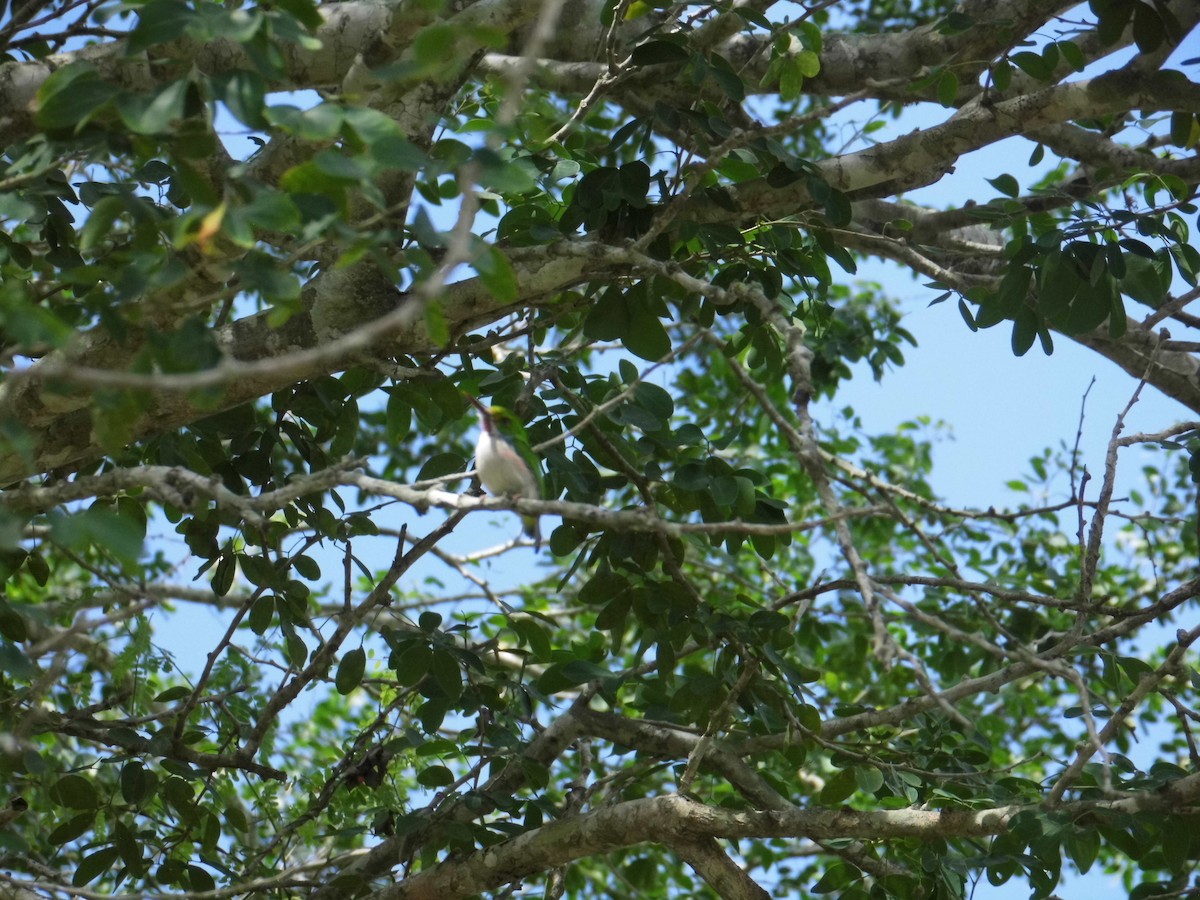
{"left": 467, "top": 396, "right": 543, "bottom": 547}
{"left": 343, "top": 746, "right": 393, "bottom": 790}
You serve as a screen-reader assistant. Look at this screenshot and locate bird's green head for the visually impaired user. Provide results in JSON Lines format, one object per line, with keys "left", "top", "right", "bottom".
{"left": 486, "top": 405, "right": 522, "bottom": 434}
{"left": 466, "top": 395, "right": 524, "bottom": 439}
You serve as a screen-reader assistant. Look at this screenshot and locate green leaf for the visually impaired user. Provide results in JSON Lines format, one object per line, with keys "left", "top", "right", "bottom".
{"left": 424, "top": 298, "right": 450, "bottom": 347}
{"left": 1037, "top": 250, "right": 1082, "bottom": 321}
{"left": 958, "top": 297, "right": 978, "bottom": 331}
{"left": 312, "top": 149, "right": 369, "bottom": 183}
{"left": 823, "top": 189, "right": 852, "bottom": 227}
{"left": 580, "top": 570, "right": 631, "bottom": 605}
{"left": 936, "top": 11, "right": 975, "bottom": 34}
{"left": 417, "top": 765, "right": 455, "bottom": 787}
{"left": 497, "top": 203, "right": 559, "bottom": 246}
{"left": 1168, "top": 111, "right": 1193, "bottom": 148}
{"left": 408, "top": 24, "right": 459, "bottom": 79}
{"left": 211, "top": 553, "right": 236, "bottom": 597}
{"left": 509, "top": 617, "right": 552, "bottom": 661}
{"left": 622, "top": 299, "right": 671, "bottom": 362}
{"left": 734, "top": 6, "right": 772, "bottom": 29}
{"left": 1065, "top": 273, "right": 1119, "bottom": 334}
{"left": 52, "top": 774, "right": 100, "bottom": 810}
{"left": 811, "top": 861, "right": 857, "bottom": 894}
{"left": 1131, "top": 2, "right": 1164, "bottom": 52}
{"left": 793, "top": 49, "right": 821, "bottom": 78}
{"left": 0, "top": 603, "right": 28, "bottom": 643}
{"left": 937, "top": 69, "right": 959, "bottom": 107}
{"left": 235, "top": 252, "right": 302, "bottom": 302}
{"left": 157, "top": 859, "right": 186, "bottom": 886}
{"left": 813, "top": 229, "right": 856, "bottom": 274}
{"left": 392, "top": 641, "right": 433, "bottom": 686}
{"left": 709, "top": 59, "right": 746, "bottom": 102}
{"left": 26, "top": 552, "right": 49, "bottom": 586}
{"left": 618, "top": 160, "right": 651, "bottom": 204}
{"left": 1161, "top": 819, "right": 1193, "bottom": 872}
{"left": 371, "top": 135, "right": 429, "bottom": 171}
{"left": 187, "top": 866, "right": 216, "bottom": 893}
{"left": 766, "top": 162, "right": 805, "bottom": 188}
{"left": 1108, "top": 290, "right": 1127, "bottom": 339}
{"left": 476, "top": 246, "right": 518, "bottom": 302}
{"left": 572, "top": 166, "right": 619, "bottom": 213}
{"left": 772, "top": 57, "right": 801, "bottom": 102}
{"left": 336, "top": 647, "right": 367, "bottom": 694}
{"left": 1010, "top": 51, "right": 1052, "bottom": 81}
{"left": 273, "top": 0, "right": 323, "bottom": 30}
{"left": 127, "top": 0, "right": 193, "bottom": 54}
{"left": 1065, "top": 825, "right": 1100, "bottom": 873}
{"left": 154, "top": 685, "right": 191, "bottom": 702}
{"left": 224, "top": 802, "right": 249, "bottom": 832}
{"left": 1094, "top": 0, "right": 1135, "bottom": 44}
{"left": 248, "top": 595, "right": 274, "bottom": 635}
{"left": 292, "top": 554, "right": 320, "bottom": 580}
{"left": 73, "top": 847, "right": 120, "bottom": 887}
{"left": 120, "top": 762, "right": 148, "bottom": 805}
{"left": 1041, "top": 42, "right": 1059, "bottom": 73}
{"left": 988, "top": 174, "right": 1017, "bottom": 199}
{"left": 595, "top": 593, "right": 632, "bottom": 635}
{"left": 1038, "top": 325, "right": 1054, "bottom": 354}
{"left": 241, "top": 192, "right": 299, "bottom": 235}
{"left": 48, "top": 813, "right": 95, "bottom": 846}
{"left": 78, "top": 195, "right": 124, "bottom": 254}
{"left": 114, "top": 820, "right": 144, "bottom": 873}
{"left": 429, "top": 650, "right": 462, "bottom": 701}
{"left": 987, "top": 174, "right": 1020, "bottom": 197}
{"left": 537, "top": 658, "right": 612, "bottom": 692}
{"left": 796, "top": 705, "right": 821, "bottom": 731}
{"left": 818, "top": 768, "right": 858, "bottom": 804}
{"left": 1171, "top": 242, "right": 1200, "bottom": 287}
{"left": 36, "top": 63, "right": 119, "bottom": 131}
{"left": 385, "top": 393, "right": 412, "bottom": 444}
{"left": 991, "top": 59, "right": 1013, "bottom": 92}
{"left": 853, "top": 767, "right": 884, "bottom": 794}
{"left": 1011, "top": 306, "right": 1039, "bottom": 356}
{"left": 284, "top": 629, "right": 308, "bottom": 667}
{"left": 1058, "top": 40, "right": 1085, "bottom": 72}
{"left": 629, "top": 39, "right": 690, "bottom": 66}
{"left": 268, "top": 102, "right": 343, "bottom": 141}
{"left": 115, "top": 79, "right": 190, "bottom": 135}
{"left": 212, "top": 70, "right": 268, "bottom": 129}
{"left": 583, "top": 290, "right": 628, "bottom": 343}
{"left": 417, "top": 451, "right": 466, "bottom": 481}
{"left": 634, "top": 381, "right": 674, "bottom": 421}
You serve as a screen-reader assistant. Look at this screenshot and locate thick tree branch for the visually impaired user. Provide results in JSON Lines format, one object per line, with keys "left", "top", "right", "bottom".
{"left": 364, "top": 780, "right": 1200, "bottom": 900}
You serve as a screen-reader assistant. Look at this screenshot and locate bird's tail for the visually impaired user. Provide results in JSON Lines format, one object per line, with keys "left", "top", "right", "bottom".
{"left": 522, "top": 514, "right": 542, "bottom": 551}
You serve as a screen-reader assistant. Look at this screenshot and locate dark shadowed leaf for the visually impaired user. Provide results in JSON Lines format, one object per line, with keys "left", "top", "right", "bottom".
{"left": 336, "top": 647, "right": 367, "bottom": 694}
{"left": 73, "top": 847, "right": 120, "bottom": 887}
{"left": 126, "top": 0, "right": 193, "bottom": 54}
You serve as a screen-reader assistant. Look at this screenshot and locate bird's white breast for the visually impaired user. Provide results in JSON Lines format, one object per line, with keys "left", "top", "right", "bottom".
{"left": 476, "top": 433, "right": 537, "bottom": 497}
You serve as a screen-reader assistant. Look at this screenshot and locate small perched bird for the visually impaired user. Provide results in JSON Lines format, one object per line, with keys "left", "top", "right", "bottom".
{"left": 468, "top": 396, "right": 543, "bottom": 546}
{"left": 343, "top": 746, "right": 393, "bottom": 790}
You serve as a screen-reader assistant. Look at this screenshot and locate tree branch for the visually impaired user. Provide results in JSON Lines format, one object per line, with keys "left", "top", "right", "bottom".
{"left": 364, "top": 780, "right": 1200, "bottom": 900}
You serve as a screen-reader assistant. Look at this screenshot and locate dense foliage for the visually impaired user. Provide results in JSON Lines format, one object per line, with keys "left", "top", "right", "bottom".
{"left": 1, "top": 0, "right": 1199, "bottom": 897}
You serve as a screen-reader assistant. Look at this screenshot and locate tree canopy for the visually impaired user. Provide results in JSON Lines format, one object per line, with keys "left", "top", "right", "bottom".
{"left": 1, "top": 0, "right": 1199, "bottom": 897}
